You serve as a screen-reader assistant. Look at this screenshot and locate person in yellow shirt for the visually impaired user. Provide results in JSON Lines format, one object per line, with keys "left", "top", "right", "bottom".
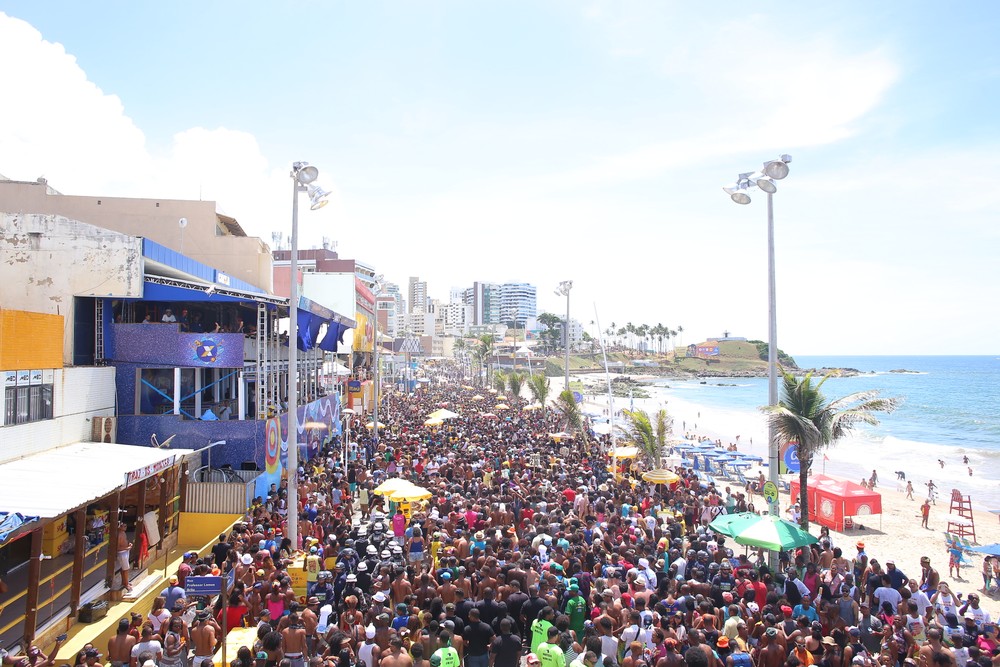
{"left": 430, "top": 533, "right": 443, "bottom": 569}
{"left": 304, "top": 546, "right": 321, "bottom": 595}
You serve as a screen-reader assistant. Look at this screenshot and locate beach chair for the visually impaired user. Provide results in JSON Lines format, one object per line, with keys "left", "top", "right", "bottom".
{"left": 734, "top": 468, "right": 750, "bottom": 487}
{"left": 779, "top": 479, "right": 791, "bottom": 493}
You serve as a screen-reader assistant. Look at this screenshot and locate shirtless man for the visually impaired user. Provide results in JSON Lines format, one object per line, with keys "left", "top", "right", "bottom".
{"left": 301, "top": 598, "right": 320, "bottom": 656}
{"left": 116, "top": 522, "right": 133, "bottom": 592}
{"left": 281, "top": 612, "right": 309, "bottom": 667}
{"left": 380, "top": 638, "right": 413, "bottom": 667}
{"left": 190, "top": 611, "right": 220, "bottom": 667}
{"left": 107, "top": 618, "right": 137, "bottom": 667}
{"left": 917, "top": 628, "right": 954, "bottom": 666}
{"left": 754, "top": 629, "right": 785, "bottom": 667}
{"left": 391, "top": 570, "right": 413, "bottom": 605}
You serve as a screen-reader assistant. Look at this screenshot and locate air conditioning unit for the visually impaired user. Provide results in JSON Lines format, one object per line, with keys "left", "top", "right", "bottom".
{"left": 91, "top": 416, "right": 117, "bottom": 443}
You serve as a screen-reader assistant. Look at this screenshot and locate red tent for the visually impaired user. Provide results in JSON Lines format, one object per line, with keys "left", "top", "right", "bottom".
{"left": 789, "top": 475, "right": 882, "bottom": 530}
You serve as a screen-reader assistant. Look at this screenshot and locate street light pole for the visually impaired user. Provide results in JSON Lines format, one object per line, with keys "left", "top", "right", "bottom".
{"left": 722, "top": 155, "right": 791, "bottom": 549}
{"left": 555, "top": 280, "right": 573, "bottom": 391}
{"left": 286, "top": 161, "right": 330, "bottom": 551}
{"left": 371, "top": 276, "right": 384, "bottom": 454}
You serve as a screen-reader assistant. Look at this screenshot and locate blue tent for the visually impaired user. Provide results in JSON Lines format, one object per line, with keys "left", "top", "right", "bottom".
{"left": 0, "top": 512, "right": 40, "bottom": 543}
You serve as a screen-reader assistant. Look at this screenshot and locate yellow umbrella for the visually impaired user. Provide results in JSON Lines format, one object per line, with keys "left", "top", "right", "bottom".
{"left": 427, "top": 408, "right": 460, "bottom": 420}
{"left": 374, "top": 478, "right": 412, "bottom": 495}
{"left": 488, "top": 388, "right": 497, "bottom": 393}
{"left": 471, "top": 395, "right": 485, "bottom": 401}
{"left": 641, "top": 469, "right": 681, "bottom": 485}
{"left": 609, "top": 446, "right": 639, "bottom": 458}
{"left": 424, "top": 418, "right": 444, "bottom": 427}
{"left": 523, "top": 403, "right": 542, "bottom": 411}
{"left": 495, "top": 395, "right": 507, "bottom": 401}
{"left": 388, "top": 485, "right": 433, "bottom": 502}
{"left": 461, "top": 385, "right": 474, "bottom": 390}
{"left": 366, "top": 422, "right": 386, "bottom": 430}
{"left": 494, "top": 403, "right": 510, "bottom": 410}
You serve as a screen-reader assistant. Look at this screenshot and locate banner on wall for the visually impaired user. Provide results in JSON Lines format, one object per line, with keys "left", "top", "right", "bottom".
{"left": 353, "top": 312, "right": 373, "bottom": 352}
{"left": 257, "top": 394, "right": 342, "bottom": 499}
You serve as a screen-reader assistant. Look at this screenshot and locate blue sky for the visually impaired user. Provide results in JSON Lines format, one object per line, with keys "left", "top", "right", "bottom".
{"left": 1, "top": 2, "right": 998, "bottom": 354}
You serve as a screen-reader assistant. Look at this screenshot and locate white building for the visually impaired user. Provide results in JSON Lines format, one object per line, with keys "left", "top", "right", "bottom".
{"left": 499, "top": 282, "right": 537, "bottom": 327}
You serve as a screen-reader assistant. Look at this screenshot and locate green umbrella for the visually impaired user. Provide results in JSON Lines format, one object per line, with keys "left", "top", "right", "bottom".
{"left": 711, "top": 512, "right": 817, "bottom": 551}
{"left": 708, "top": 511, "right": 758, "bottom": 538}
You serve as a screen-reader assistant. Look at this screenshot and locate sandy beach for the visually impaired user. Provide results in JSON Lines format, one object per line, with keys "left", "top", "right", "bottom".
{"left": 571, "top": 372, "right": 1000, "bottom": 619}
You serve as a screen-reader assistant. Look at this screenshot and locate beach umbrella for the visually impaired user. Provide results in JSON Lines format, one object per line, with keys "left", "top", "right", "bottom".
{"left": 549, "top": 431, "right": 575, "bottom": 441}
{"left": 366, "top": 422, "right": 386, "bottom": 430}
{"left": 609, "top": 446, "right": 639, "bottom": 458}
{"left": 461, "top": 385, "right": 474, "bottom": 390}
{"left": 495, "top": 395, "right": 507, "bottom": 401}
{"left": 701, "top": 450, "right": 724, "bottom": 457}
{"left": 388, "top": 485, "right": 433, "bottom": 502}
{"left": 427, "top": 408, "right": 460, "bottom": 420}
{"left": 494, "top": 403, "right": 511, "bottom": 410}
{"left": 488, "top": 388, "right": 497, "bottom": 394}
{"left": 424, "top": 418, "right": 444, "bottom": 427}
{"left": 713, "top": 513, "right": 818, "bottom": 550}
{"left": 592, "top": 423, "right": 613, "bottom": 435}
{"left": 641, "top": 469, "right": 681, "bottom": 485}
{"left": 373, "top": 478, "right": 413, "bottom": 496}
{"left": 472, "top": 395, "right": 485, "bottom": 401}
{"left": 708, "top": 512, "right": 753, "bottom": 538}
{"left": 715, "top": 455, "right": 737, "bottom": 463}
{"left": 523, "top": 403, "right": 543, "bottom": 411}
{"left": 970, "top": 543, "right": 1000, "bottom": 556}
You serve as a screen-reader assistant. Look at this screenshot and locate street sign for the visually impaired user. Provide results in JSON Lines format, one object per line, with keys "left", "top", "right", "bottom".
{"left": 762, "top": 481, "right": 779, "bottom": 505}
{"left": 185, "top": 575, "right": 223, "bottom": 596}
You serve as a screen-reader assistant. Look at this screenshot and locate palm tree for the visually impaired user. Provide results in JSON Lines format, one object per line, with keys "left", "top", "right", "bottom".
{"left": 507, "top": 372, "right": 525, "bottom": 401}
{"left": 763, "top": 369, "right": 899, "bottom": 529}
{"left": 493, "top": 370, "right": 508, "bottom": 393}
{"left": 527, "top": 374, "right": 551, "bottom": 413}
{"left": 477, "top": 334, "right": 496, "bottom": 386}
{"left": 555, "top": 389, "right": 586, "bottom": 438}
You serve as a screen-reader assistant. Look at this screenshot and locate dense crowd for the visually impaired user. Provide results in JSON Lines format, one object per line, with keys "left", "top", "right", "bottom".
{"left": 68, "top": 377, "right": 999, "bottom": 667}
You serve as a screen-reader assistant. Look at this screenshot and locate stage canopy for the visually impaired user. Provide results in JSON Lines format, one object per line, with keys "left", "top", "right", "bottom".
{"left": 789, "top": 474, "right": 882, "bottom": 531}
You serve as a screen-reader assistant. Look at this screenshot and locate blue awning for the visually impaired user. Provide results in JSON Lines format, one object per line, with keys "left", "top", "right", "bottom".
{"left": 138, "top": 276, "right": 285, "bottom": 307}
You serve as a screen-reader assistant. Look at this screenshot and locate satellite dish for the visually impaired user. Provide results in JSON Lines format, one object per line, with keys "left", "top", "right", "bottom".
{"left": 178, "top": 218, "right": 188, "bottom": 228}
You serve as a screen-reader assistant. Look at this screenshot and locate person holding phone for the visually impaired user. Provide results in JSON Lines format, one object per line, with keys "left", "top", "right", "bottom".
{"left": 977, "top": 623, "right": 999, "bottom": 653}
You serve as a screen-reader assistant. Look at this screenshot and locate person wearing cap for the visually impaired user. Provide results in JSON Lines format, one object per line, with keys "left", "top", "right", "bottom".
{"left": 304, "top": 545, "right": 322, "bottom": 596}
{"left": 564, "top": 583, "right": 587, "bottom": 636}
{"left": 160, "top": 575, "right": 186, "bottom": 611}
{"left": 358, "top": 624, "right": 381, "bottom": 667}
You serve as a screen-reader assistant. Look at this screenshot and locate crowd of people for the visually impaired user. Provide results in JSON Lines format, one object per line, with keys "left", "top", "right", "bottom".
{"left": 60, "top": 375, "right": 999, "bottom": 667}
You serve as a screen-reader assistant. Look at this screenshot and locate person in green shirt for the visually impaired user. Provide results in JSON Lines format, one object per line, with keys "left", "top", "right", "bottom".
{"left": 530, "top": 606, "right": 556, "bottom": 655}
{"left": 432, "top": 631, "right": 461, "bottom": 667}
{"left": 564, "top": 585, "right": 587, "bottom": 636}
{"left": 537, "top": 626, "right": 565, "bottom": 667}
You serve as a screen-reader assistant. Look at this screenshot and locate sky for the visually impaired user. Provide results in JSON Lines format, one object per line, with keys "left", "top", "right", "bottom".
{"left": 1, "top": 1, "right": 998, "bottom": 355}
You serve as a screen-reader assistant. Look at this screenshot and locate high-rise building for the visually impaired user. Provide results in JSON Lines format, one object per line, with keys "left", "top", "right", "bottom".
{"left": 462, "top": 281, "right": 500, "bottom": 325}
{"left": 499, "top": 282, "right": 537, "bottom": 327}
{"left": 408, "top": 277, "right": 427, "bottom": 315}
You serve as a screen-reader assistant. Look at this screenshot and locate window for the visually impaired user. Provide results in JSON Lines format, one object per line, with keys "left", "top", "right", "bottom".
{"left": 3, "top": 384, "right": 53, "bottom": 425}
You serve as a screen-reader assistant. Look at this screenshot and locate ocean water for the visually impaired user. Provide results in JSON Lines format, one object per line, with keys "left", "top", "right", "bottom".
{"left": 637, "top": 356, "right": 1000, "bottom": 510}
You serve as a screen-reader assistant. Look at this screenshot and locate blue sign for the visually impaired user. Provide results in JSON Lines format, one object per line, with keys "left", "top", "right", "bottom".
{"left": 185, "top": 575, "right": 223, "bottom": 596}
{"left": 572, "top": 391, "right": 583, "bottom": 404}
{"left": 348, "top": 380, "right": 361, "bottom": 392}
{"left": 783, "top": 444, "right": 801, "bottom": 473}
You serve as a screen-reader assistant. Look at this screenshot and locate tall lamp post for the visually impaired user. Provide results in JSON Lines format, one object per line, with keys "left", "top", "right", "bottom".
{"left": 371, "top": 275, "right": 385, "bottom": 453}
{"left": 287, "top": 161, "right": 331, "bottom": 551}
{"left": 722, "top": 154, "right": 792, "bottom": 530}
{"left": 555, "top": 280, "right": 573, "bottom": 390}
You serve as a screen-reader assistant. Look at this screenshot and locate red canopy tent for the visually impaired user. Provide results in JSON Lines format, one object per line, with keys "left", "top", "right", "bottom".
{"left": 789, "top": 475, "right": 882, "bottom": 531}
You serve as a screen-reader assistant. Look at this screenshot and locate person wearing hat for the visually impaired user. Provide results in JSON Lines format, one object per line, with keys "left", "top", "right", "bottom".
{"left": 190, "top": 609, "right": 221, "bottom": 666}
{"left": 564, "top": 584, "right": 587, "bottom": 636}
{"left": 304, "top": 545, "right": 322, "bottom": 596}
{"left": 358, "top": 624, "right": 381, "bottom": 667}
{"left": 160, "top": 575, "right": 186, "bottom": 611}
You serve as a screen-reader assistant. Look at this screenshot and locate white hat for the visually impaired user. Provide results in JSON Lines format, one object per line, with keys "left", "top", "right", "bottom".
{"left": 241, "top": 553, "right": 253, "bottom": 565}
{"left": 365, "top": 625, "right": 376, "bottom": 638}
{"left": 638, "top": 558, "right": 649, "bottom": 568}
{"left": 373, "top": 591, "right": 388, "bottom": 602}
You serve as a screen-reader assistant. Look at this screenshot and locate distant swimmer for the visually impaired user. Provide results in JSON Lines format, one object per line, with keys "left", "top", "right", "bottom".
{"left": 963, "top": 455, "right": 969, "bottom": 464}
{"left": 938, "top": 459, "right": 945, "bottom": 468}
{"left": 896, "top": 470, "right": 906, "bottom": 480}
{"left": 968, "top": 467, "right": 973, "bottom": 477}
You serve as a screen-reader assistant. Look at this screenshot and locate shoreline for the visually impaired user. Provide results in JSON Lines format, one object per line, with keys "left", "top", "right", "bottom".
{"left": 573, "top": 373, "right": 1000, "bottom": 619}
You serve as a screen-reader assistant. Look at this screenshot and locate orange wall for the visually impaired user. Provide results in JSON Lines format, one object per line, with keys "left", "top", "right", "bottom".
{"left": 0, "top": 309, "right": 64, "bottom": 370}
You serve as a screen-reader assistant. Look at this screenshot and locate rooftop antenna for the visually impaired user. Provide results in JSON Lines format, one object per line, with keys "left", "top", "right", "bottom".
{"left": 322, "top": 236, "right": 330, "bottom": 250}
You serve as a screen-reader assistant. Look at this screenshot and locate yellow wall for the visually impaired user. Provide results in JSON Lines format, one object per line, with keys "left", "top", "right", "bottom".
{"left": 177, "top": 512, "right": 242, "bottom": 549}
{"left": 0, "top": 309, "right": 64, "bottom": 370}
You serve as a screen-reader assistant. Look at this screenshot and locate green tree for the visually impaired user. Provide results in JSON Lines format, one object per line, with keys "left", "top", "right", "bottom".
{"left": 555, "top": 388, "right": 585, "bottom": 437}
{"left": 527, "top": 374, "right": 551, "bottom": 413}
{"left": 507, "top": 372, "right": 525, "bottom": 400}
{"left": 537, "top": 312, "right": 562, "bottom": 354}
{"left": 476, "top": 334, "right": 496, "bottom": 386}
{"left": 493, "top": 370, "right": 508, "bottom": 393}
{"left": 763, "top": 370, "right": 899, "bottom": 529}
